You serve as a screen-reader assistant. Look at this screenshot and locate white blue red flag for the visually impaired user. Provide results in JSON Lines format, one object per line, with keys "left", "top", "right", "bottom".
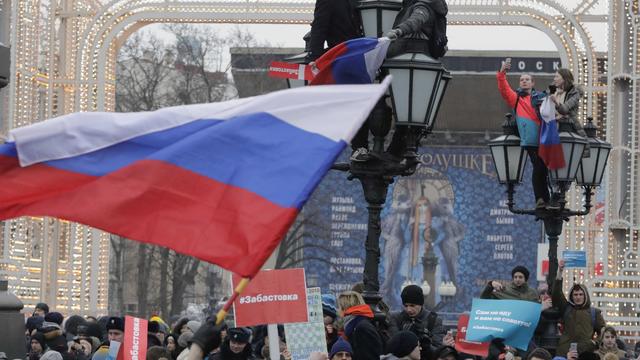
{"left": 538, "top": 97, "right": 565, "bottom": 170}
{"left": 0, "top": 78, "right": 391, "bottom": 277}
{"left": 310, "top": 37, "right": 390, "bottom": 85}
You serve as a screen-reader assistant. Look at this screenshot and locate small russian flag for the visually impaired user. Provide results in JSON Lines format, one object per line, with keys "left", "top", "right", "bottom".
{"left": 538, "top": 97, "right": 565, "bottom": 170}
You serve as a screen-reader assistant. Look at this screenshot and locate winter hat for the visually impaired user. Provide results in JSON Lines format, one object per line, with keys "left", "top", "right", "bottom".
{"left": 26, "top": 316, "right": 45, "bottom": 333}
{"left": 511, "top": 266, "right": 530, "bottom": 281}
{"left": 401, "top": 285, "right": 424, "bottom": 306}
{"left": 329, "top": 338, "right": 353, "bottom": 358}
{"left": 177, "top": 332, "right": 194, "bottom": 348}
{"left": 148, "top": 321, "right": 160, "bottom": 334}
{"left": 186, "top": 320, "right": 201, "bottom": 333}
{"left": 322, "top": 294, "right": 338, "bottom": 319}
{"left": 40, "top": 351, "right": 63, "bottom": 360}
{"left": 46, "top": 334, "right": 68, "bottom": 352}
{"left": 45, "top": 312, "right": 64, "bottom": 325}
{"left": 39, "top": 321, "right": 63, "bottom": 341}
{"left": 105, "top": 316, "right": 124, "bottom": 332}
{"left": 31, "top": 332, "right": 47, "bottom": 350}
{"left": 86, "top": 323, "right": 105, "bottom": 342}
{"left": 227, "top": 327, "right": 251, "bottom": 343}
{"left": 387, "top": 331, "right": 419, "bottom": 358}
{"left": 64, "top": 315, "right": 88, "bottom": 336}
{"left": 35, "top": 303, "right": 50, "bottom": 314}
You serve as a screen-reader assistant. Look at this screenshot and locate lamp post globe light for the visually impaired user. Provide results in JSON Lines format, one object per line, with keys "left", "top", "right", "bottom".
{"left": 488, "top": 115, "right": 611, "bottom": 285}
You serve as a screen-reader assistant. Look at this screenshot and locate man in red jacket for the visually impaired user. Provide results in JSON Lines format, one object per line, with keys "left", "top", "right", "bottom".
{"left": 497, "top": 58, "right": 549, "bottom": 208}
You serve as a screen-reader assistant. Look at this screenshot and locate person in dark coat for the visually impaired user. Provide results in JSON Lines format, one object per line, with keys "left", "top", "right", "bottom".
{"left": 147, "top": 321, "right": 163, "bottom": 349}
{"left": 306, "top": 0, "right": 362, "bottom": 62}
{"left": 389, "top": 285, "right": 447, "bottom": 360}
{"left": 337, "top": 291, "right": 383, "bottom": 360}
{"left": 211, "top": 327, "right": 254, "bottom": 360}
{"left": 386, "top": 0, "right": 448, "bottom": 58}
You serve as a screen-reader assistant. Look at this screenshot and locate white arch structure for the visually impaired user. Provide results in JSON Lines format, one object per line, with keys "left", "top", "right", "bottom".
{"left": 3, "top": 0, "right": 639, "bottom": 336}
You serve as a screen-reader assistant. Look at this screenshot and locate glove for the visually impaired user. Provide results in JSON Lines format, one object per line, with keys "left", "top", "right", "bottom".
{"left": 189, "top": 320, "right": 223, "bottom": 354}
{"left": 386, "top": 28, "right": 402, "bottom": 40}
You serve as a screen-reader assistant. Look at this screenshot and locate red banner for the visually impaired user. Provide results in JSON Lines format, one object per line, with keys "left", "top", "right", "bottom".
{"left": 122, "top": 316, "right": 148, "bottom": 360}
{"left": 232, "top": 268, "right": 308, "bottom": 327}
{"left": 455, "top": 313, "right": 490, "bottom": 356}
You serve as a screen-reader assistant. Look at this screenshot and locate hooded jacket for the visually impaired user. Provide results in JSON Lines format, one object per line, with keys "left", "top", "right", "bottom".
{"left": 480, "top": 281, "right": 539, "bottom": 302}
{"left": 342, "top": 305, "right": 383, "bottom": 360}
{"left": 552, "top": 279, "right": 605, "bottom": 355}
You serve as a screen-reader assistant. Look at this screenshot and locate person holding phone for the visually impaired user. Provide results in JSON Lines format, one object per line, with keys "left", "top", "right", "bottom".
{"left": 496, "top": 57, "right": 550, "bottom": 209}
{"left": 549, "top": 68, "right": 589, "bottom": 156}
{"left": 552, "top": 259, "right": 605, "bottom": 355}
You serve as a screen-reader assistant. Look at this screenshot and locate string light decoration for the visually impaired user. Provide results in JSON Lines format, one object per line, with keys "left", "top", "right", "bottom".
{"left": 1, "top": 0, "right": 635, "bottom": 331}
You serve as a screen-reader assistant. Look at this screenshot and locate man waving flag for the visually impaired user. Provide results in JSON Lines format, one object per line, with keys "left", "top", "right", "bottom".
{"left": 0, "top": 78, "right": 391, "bottom": 277}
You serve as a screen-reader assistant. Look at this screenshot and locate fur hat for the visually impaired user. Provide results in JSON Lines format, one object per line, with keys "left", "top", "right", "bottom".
{"left": 227, "top": 327, "right": 251, "bottom": 343}
{"left": 511, "top": 266, "right": 530, "bottom": 281}
{"left": 186, "top": 320, "right": 201, "bottom": 333}
{"left": 387, "top": 331, "right": 419, "bottom": 358}
{"left": 401, "top": 285, "right": 424, "bottom": 306}
{"left": 329, "top": 338, "right": 353, "bottom": 358}
{"left": 105, "top": 316, "right": 124, "bottom": 332}
{"left": 45, "top": 312, "right": 64, "bottom": 325}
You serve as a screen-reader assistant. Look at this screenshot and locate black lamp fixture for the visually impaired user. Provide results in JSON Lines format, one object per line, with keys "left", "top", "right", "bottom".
{"left": 488, "top": 114, "right": 611, "bottom": 285}
{"left": 357, "top": 0, "right": 402, "bottom": 38}
{"left": 382, "top": 53, "right": 451, "bottom": 131}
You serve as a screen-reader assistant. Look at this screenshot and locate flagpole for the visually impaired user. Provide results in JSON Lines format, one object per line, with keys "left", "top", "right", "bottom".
{"left": 215, "top": 277, "right": 251, "bottom": 325}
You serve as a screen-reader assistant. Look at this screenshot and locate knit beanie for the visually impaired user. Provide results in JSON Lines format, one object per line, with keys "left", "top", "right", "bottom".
{"left": 31, "top": 332, "right": 47, "bottom": 350}
{"left": 511, "top": 266, "right": 530, "bottom": 281}
{"left": 387, "top": 331, "right": 419, "bottom": 358}
{"left": 401, "top": 285, "right": 424, "bottom": 306}
{"left": 322, "top": 294, "right": 338, "bottom": 319}
{"left": 26, "top": 316, "right": 44, "bottom": 334}
{"left": 329, "top": 338, "right": 353, "bottom": 358}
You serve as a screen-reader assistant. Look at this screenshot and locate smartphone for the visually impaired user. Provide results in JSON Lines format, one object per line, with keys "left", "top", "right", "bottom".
{"left": 506, "top": 57, "right": 512, "bottom": 64}
{"left": 570, "top": 343, "right": 578, "bottom": 352}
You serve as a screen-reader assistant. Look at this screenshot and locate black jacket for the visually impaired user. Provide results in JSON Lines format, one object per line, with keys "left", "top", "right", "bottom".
{"left": 307, "top": 0, "right": 362, "bottom": 61}
{"left": 389, "top": 308, "right": 446, "bottom": 360}
{"left": 344, "top": 317, "right": 383, "bottom": 360}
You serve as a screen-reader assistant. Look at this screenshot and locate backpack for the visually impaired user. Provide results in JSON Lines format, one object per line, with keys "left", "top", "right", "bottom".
{"left": 429, "top": 11, "right": 448, "bottom": 58}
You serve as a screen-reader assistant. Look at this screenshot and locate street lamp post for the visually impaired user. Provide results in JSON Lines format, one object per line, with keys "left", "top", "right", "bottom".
{"left": 489, "top": 115, "right": 611, "bottom": 285}
{"left": 331, "top": 17, "right": 450, "bottom": 310}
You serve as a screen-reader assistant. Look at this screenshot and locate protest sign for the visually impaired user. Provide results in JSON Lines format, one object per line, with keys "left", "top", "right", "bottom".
{"left": 284, "top": 288, "right": 328, "bottom": 360}
{"left": 123, "top": 316, "right": 147, "bottom": 360}
{"left": 466, "top": 299, "right": 541, "bottom": 350}
{"left": 233, "top": 268, "right": 308, "bottom": 327}
{"left": 563, "top": 250, "right": 587, "bottom": 268}
{"left": 268, "top": 61, "right": 314, "bottom": 81}
{"left": 455, "top": 313, "right": 490, "bottom": 356}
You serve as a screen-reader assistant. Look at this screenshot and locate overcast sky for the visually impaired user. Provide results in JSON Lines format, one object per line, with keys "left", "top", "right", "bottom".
{"left": 147, "top": 21, "right": 608, "bottom": 54}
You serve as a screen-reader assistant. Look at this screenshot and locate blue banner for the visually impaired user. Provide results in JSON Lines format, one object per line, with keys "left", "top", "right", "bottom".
{"left": 299, "top": 147, "right": 542, "bottom": 312}
{"left": 466, "top": 299, "right": 541, "bottom": 350}
{"left": 563, "top": 250, "right": 587, "bottom": 268}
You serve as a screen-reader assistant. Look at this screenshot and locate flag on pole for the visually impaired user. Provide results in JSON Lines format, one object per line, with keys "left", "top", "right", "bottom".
{"left": 538, "top": 97, "right": 565, "bottom": 170}
{"left": 309, "top": 37, "right": 390, "bottom": 85}
{"left": 1, "top": 78, "right": 391, "bottom": 277}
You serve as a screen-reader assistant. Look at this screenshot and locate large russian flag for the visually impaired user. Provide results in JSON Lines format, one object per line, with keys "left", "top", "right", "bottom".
{"left": 538, "top": 97, "right": 565, "bottom": 170}
{"left": 0, "top": 78, "right": 391, "bottom": 277}
{"left": 309, "top": 37, "right": 390, "bottom": 85}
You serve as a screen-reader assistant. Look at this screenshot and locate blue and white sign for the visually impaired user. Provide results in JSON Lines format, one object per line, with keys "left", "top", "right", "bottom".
{"left": 562, "top": 250, "right": 587, "bottom": 268}
{"left": 466, "top": 299, "right": 542, "bottom": 350}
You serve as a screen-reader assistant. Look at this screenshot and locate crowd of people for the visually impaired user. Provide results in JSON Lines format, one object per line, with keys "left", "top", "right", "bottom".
{"left": 12, "top": 263, "right": 640, "bottom": 360}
